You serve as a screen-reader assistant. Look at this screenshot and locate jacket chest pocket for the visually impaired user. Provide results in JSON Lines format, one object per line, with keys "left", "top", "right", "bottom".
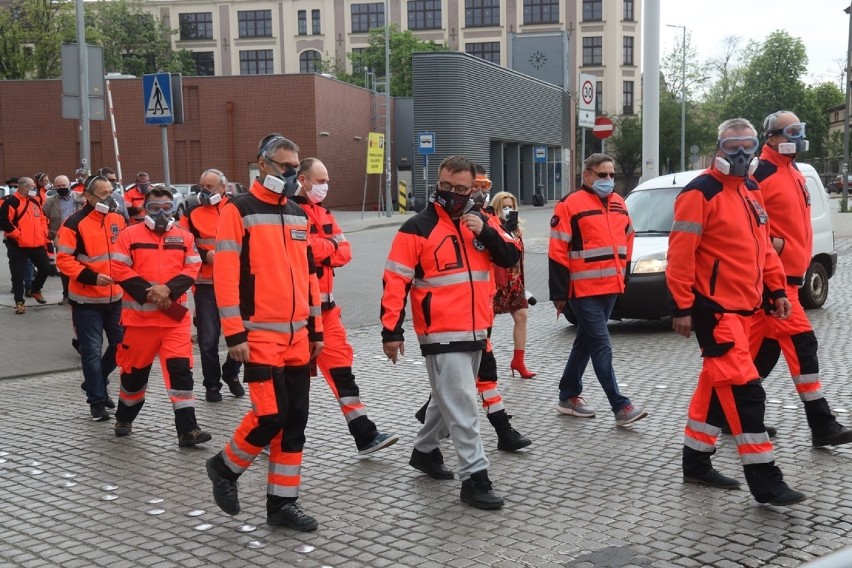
{"left": 433, "top": 235, "right": 463, "bottom": 272}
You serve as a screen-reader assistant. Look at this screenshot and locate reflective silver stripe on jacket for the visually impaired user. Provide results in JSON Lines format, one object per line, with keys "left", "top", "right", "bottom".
{"left": 309, "top": 306, "right": 321, "bottom": 317}
{"left": 671, "top": 221, "right": 702, "bottom": 234}
{"left": 57, "top": 244, "right": 75, "bottom": 254}
{"left": 196, "top": 237, "right": 216, "bottom": 246}
{"left": 112, "top": 252, "right": 133, "bottom": 266}
{"left": 416, "top": 329, "right": 488, "bottom": 344}
{"left": 320, "top": 292, "right": 334, "bottom": 303}
{"left": 219, "top": 305, "right": 241, "bottom": 318}
{"left": 385, "top": 259, "right": 415, "bottom": 279}
{"left": 549, "top": 230, "right": 572, "bottom": 243}
{"left": 243, "top": 213, "right": 306, "bottom": 228}
{"left": 243, "top": 320, "right": 308, "bottom": 334}
{"left": 186, "top": 255, "right": 202, "bottom": 264}
{"left": 568, "top": 246, "right": 627, "bottom": 259}
{"left": 78, "top": 252, "right": 112, "bottom": 264}
{"left": 122, "top": 300, "right": 159, "bottom": 312}
{"left": 415, "top": 270, "right": 490, "bottom": 288}
{"left": 69, "top": 292, "right": 116, "bottom": 304}
{"left": 571, "top": 267, "right": 618, "bottom": 280}
{"left": 216, "top": 239, "right": 241, "bottom": 253}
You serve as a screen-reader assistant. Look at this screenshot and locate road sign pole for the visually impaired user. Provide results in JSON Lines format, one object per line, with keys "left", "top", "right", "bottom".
{"left": 581, "top": 128, "right": 586, "bottom": 170}
{"left": 602, "top": 138, "right": 605, "bottom": 154}
{"left": 75, "top": 0, "right": 90, "bottom": 171}
{"left": 161, "top": 126, "right": 170, "bottom": 189}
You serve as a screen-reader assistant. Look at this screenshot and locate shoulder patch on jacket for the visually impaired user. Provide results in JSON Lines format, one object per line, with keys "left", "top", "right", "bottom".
{"left": 550, "top": 215, "right": 560, "bottom": 227}
{"left": 752, "top": 160, "right": 777, "bottom": 183}
{"left": 682, "top": 173, "right": 723, "bottom": 201}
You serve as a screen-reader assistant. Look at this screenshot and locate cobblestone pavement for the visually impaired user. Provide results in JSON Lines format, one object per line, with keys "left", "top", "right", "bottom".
{"left": 3, "top": 249, "right": 852, "bottom": 567}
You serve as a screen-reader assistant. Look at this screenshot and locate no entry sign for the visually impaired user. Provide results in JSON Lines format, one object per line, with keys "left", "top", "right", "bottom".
{"left": 593, "top": 116, "right": 614, "bottom": 140}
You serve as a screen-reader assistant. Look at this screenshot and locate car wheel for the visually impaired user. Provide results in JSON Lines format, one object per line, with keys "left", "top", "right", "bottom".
{"left": 799, "top": 261, "right": 829, "bottom": 309}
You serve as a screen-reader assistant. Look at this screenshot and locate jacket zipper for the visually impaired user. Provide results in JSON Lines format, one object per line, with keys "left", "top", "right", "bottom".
{"left": 738, "top": 189, "right": 762, "bottom": 296}
{"left": 452, "top": 218, "right": 477, "bottom": 342}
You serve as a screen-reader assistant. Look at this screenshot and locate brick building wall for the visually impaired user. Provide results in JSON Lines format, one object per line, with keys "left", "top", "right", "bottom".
{"left": 0, "top": 74, "right": 378, "bottom": 209}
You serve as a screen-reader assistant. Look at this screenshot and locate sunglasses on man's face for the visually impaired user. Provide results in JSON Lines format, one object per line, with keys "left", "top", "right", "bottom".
{"left": 589, "top": 170, "right": 616, "bottom": 179}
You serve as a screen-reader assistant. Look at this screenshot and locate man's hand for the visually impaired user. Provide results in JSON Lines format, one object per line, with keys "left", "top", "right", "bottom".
{"left": 553, "top": 300, "right": 566, "bottom": 318}
{"left": 95, "top": 273, "right": 115, "bottom": 286}
{"left": 309, "top": 341, "right": 324, "bottom": 360}
{"left": 228, "top": 342, "right": 250, "bottom": 362}
{"left": 206, "top": 250, "right": 215, "bottom": 264}
{"left": 384, "top": 341, "right": 404, "bottom": 364}
{"left": 771, "top": 297, "right": 792, "bottom": 320}
{"left": 771, "top": 237, "right": 784, "bottom": 255}
{"left": 461, "top": 213, "right": 484, "bottom": 235}
{"left": 146, "top": 284, "right": 172, "bottom": 309}
{"left": 672, "top": 315, "right": 693, "bottom": 338}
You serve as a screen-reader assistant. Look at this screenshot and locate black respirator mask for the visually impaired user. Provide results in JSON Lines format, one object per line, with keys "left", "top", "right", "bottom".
{"left": 199, "top": 190, "right": 222, "bottom": 206}
{"left": 432, "top": 187, "right": 474, "bottom": 218}
{"left": 94, "top": 195, "right": 118, "bottom": 215}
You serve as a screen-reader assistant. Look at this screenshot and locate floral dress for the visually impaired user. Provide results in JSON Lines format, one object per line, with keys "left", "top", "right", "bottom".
{"left": 493, "top": 233, "right": 527, "bottom": 314}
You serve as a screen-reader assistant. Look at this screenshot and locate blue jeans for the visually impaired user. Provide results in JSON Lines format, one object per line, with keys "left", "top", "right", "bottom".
{"left": 194, "top": 284, "right": 241, "bottom": 389}
{"left": 73, "top": 302, "right": 123, "bottom": 405}
{"left": 559, "top": 294, "right": 630, "bottom": 413}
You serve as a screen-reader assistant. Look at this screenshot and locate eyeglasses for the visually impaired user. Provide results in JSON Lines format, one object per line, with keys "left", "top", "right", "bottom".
{"left": 589, "top": 171, "right": 616, "bottom": 179}
{"left": 144, "top": 201, "right": 176, "bottom": 214}
{"left": 718, "top": 136, "right": 759, "bottom": 155}
{"left": 265, "top": 157, "right": 299, "bottom": 171}
{"left": 436, "top": 181, "right": 473, "bottom": 194}
{"left": 766, "top": 122, "right": 806, "bottom": 139}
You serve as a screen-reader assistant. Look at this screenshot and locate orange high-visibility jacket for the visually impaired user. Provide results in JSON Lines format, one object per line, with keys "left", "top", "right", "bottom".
{"left": 294, "top": 196, "right": 352, "bottom": 311}
{"left": 123, "top": 185, "right": 147, "bottom": 223}
{"left": 548, "top": 187, "right": 633, "bottom": 300}
{"left": 752, "top": 145, "right": 813, "bottom": 285}
{"left": 381, "top": 203, "right": 520, "bottom": 355}
{"left": 110, "top": 222, "right": 201, "bottom": 327}
{"left": 213, "top": 180, "right": 323, "bottom": 347}
{"left": 181, "top": 195, "right": 231, "bottom": 285}
{"left": 0, "top": 193, "right": 48, "bottom": 248}
{"left": 56, "top": 205, "right": 125, "bottom": 305}
{"left": 667, "top": 169, "right": 787, "bottom": 316}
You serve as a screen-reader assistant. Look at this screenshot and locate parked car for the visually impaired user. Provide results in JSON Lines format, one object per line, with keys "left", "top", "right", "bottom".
{"left": 226, "top": 182, "right": 247, "bottom": 195}
{"left": 172, "top": 183, "right": 198, "bottom": 209}
{"left": 561, "top": 164, "right": 837, "bottom": 324}
{"left": 827, "top": 174, "right": 852, "bottom": 194}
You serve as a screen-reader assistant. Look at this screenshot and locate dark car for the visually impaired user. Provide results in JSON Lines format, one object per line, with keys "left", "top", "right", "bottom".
{"left": 827, "top": 175, "right": 852, "bottom": 194}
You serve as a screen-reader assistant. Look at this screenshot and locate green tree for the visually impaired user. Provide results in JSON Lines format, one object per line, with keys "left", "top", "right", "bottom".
{"left": 797, "top": 81, "right": 844, "bottom": 161}
{"left": 661, "top": 29, "right": 709, "bottom": 102}
{"left": 346, "top": 25, "right": 448, "bottom": 96}
{"left": 0, "top": 0, "right": 76, "bottom": 79}
{"left": 608, "top": 115, "right": 642, "bottom": 192}
{"left": 86, "top": 0, "right": 195, "bottom": 76}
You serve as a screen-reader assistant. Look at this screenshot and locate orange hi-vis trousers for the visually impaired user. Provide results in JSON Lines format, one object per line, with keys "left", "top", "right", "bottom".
{"left": 315, "top": 306, "right": 378, "bottom": 450}
{"left": 220, "top": 335, "right": 310, "bottom": 500}
{"left": 115, "top": 325, "right": 199, "bottom": 435}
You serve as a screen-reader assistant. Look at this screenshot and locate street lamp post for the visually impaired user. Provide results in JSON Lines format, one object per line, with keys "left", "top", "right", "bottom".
{"left": 667, "top": 24, "right": 686, "bottom": 172}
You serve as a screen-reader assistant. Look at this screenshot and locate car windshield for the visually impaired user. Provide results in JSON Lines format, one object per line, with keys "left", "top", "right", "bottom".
{"left": 625, "top": 186, "right": 681, "bottom": 233}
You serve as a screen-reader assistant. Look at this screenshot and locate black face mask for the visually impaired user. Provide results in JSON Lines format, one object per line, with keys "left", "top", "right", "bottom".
{"left": 137, "top": 182, "right": 151, "bottom": 194}
{"left": 56, "top": 187, "right": 70, "bottom": 197}
{"left": 433, "top": 188, "right": 473, "bottom": 218}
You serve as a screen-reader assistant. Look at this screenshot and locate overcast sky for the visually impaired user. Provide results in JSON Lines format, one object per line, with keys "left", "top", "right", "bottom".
{"left": 657, "top": 0, "right": 849, "bottom": 88}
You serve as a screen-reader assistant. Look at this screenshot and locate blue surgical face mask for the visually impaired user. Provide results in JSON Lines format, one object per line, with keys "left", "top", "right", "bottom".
{"left": 592, "top": 179, "right": 615, "bottom": 198}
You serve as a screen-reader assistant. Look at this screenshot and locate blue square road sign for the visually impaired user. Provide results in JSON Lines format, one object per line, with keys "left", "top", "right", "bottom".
{"left": 143, "top": 73, "right": 174, "bottom": 125}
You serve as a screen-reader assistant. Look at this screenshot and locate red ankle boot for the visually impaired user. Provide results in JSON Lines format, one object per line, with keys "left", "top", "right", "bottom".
{"left": 510, "top": 350, "right": 536, "bottom": 378}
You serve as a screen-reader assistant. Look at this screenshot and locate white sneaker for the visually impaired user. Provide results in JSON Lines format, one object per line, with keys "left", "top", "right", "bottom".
{"left": 556, "top": 396, "right": 596, "bottom": 417}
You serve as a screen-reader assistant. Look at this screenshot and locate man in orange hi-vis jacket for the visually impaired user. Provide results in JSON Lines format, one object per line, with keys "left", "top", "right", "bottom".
{"left": 206, "top": 134, "right": 323, "bottom": 532}
{"left": 749, "top": 110, "right": 852, "bottom": 448}
{"left": 293, "top": 157, "right": 398, "bottom": 455}
{"left": 382, "top": 155, "right": 520, "bottom": 510}
{"left": 667, "top": 117, "right": 805, "bottom": 507}
{"left": 110, "top": 185, "right": 212, "bottom": 447}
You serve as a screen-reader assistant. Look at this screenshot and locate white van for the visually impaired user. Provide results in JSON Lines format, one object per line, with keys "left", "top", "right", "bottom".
{"left": 561, "top": 164, "right": 837, "bottom": 323}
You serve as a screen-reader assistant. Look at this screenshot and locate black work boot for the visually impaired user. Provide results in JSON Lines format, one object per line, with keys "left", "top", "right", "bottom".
{"left": 460, "top": 470, "right": 505, "bottom": 509}
{"left": 487, "top": 410, "right": 532, "bottom": 452}
{"left": 206, "top": 453, "right": 240, "bottom": 515}
{"left": 682, "top": 446, "right": 741, "bottom": 489}
{"left": 806, "top": 398, "right": 852, "bottom": 447}
{"left": 743, "top": 462, "right": 806, "bottom": 505}
{"left": 223, "top": 376, "right": 245, "bottom": 398}
{"left": 267, "top": 496, "right": 318, "bottom": 531}
{"left": 409, "top": 448, "right": 454, "bottom": 480}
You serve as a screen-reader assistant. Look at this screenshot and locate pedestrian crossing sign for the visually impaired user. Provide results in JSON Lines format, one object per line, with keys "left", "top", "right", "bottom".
{"left": 142, "top": 73, "right": 173, "bottom": 125}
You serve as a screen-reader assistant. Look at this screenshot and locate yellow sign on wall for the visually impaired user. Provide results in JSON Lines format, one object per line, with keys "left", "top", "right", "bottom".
{"left": 367, "top": 132, "right": 384, "bottom": 174}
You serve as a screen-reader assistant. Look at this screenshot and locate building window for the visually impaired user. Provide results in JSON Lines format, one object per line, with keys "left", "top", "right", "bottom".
{"left": 582, "top": 36, "right": 602, "bottom": 66}
{"left": 624, "top": 0, "right": 634, "bottom": 21}
{"left": 300, "top": 50, "right": 322, "bottom": 73}
{"left": 312, "top": 10, "right": 321, "bottom": 34}
{"left": 351, "top": 3, "right": 385, "bottom": 33}
{"left": 240, "top": 49, "right": 273, "bottom": 75}
{"left": 298, "top": 10, "right": 307, "bottom": 35}
{"left": 523, "top": 0, "right": 558, "bottom": 25}
{"left": 623, "top": 81, "right": 634, "bottom": 115}
{"left": 465, "top": 41, "right": 500, "bottom": 64}
{"left": 191, "top": 51, "right": 215, "bottom": 76}
{"left": 582, "top": 0, "right": 602, "bottom": 21}
{"left": 408, "top": 1, "right": 442, "bottom": 30}
{"left": 179, "top": 12, "right": 213, "bottom": 41}
{"left": 623, "top": 36, "right": 634, "bottom": 66}
{"left": 351, "top": 47, "right": 368, "bottom": 75}
{"left": 465, "top": 0, "right": 500, "bottom": 27}
{"left": 595, "top": 80, "right": 603, "bottom": 114}
{"left": 238, "top": 10, "right": 272, "bottom": 38}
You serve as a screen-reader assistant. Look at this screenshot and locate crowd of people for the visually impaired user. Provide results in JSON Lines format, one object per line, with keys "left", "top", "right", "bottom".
{"left": 2, "top": 110, "right": 851, "bottom": 532}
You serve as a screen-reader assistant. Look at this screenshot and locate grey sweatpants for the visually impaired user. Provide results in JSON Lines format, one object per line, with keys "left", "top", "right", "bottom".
{"left": 413, "top": 350, "right": 488, "bottom": 480}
